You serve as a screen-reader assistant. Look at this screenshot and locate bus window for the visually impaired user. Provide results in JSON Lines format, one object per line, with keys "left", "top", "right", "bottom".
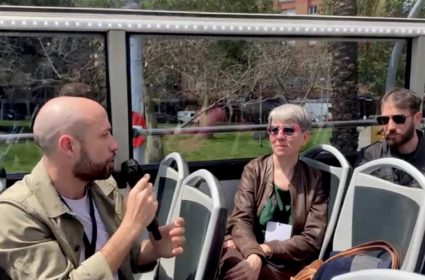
{"left": 0, "top": 33, "right": 107, "bottom": 173}
{"left": 129, "top": 36, "right": 407, "bottom": 163}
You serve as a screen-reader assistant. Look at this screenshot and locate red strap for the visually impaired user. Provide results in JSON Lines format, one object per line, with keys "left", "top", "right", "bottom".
{"left": 132, "top": 112, "right": 146, "bottom": 147}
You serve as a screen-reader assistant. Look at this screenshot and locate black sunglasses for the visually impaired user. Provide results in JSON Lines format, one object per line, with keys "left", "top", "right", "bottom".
{"left": 267, "top": 125, "right": 301, "bottom": 136}
{"left": 376, "top": 114, "right": 411, "bottom": 125}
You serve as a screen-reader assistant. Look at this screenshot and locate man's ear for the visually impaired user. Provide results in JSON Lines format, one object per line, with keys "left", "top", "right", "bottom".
{"left": 414, "top": 111, "right": 422, "bottom": 126}
{"left": 58, "top": 135, "right": 77, "bottom": 155}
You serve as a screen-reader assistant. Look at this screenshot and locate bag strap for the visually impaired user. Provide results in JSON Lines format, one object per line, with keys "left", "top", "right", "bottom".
{"left": 325, "top": 241, "right": 399, "bottom": 269}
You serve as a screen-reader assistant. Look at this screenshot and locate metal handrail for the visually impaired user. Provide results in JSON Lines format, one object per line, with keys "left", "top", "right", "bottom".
{"left": 0, "top": 119, "right": 379, "bottom": 141}
{"left": 0, "top": 6, "right": 423, "bottom": 37}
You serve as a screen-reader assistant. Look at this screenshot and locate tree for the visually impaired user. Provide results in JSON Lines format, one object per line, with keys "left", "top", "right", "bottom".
{"left": 1, "top": 0, "right": 74, "bottom": 5}
{"left": 0, "top": 0, "right": 118, "bottom": 110}
{"left": 1, "top": 0, "right": 122, "bottom": 7}
{"left": 140, "top": 0, "right": 272, "bottom": 13}
{"left": 320, "top": 0, "right": 414, "bottom": 153}
{"left": 326, "top": 0, "right": 359, "bottom": 153}
{"left": 0, "top": 0, "right": 112, "bottom": 100}
{"left": 0, "top": 35, "right": 106, "bottom": 106}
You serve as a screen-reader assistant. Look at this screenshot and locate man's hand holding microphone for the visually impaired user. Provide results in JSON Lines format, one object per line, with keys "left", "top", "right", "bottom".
{"left": 117, "top": 159, "right": 185, "bottom": 266}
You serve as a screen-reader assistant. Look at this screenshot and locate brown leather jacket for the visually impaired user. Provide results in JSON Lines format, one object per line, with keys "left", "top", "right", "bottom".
{"left": 226, "top": 154, "right": 327, "bottom": 264}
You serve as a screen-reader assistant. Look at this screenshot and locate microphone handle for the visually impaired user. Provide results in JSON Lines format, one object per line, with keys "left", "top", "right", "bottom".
{"left": 122, "top": 159, "right": 162, "bottom": 240}
{"left": 147, "top": 219, "right": 162, "bottom": 241}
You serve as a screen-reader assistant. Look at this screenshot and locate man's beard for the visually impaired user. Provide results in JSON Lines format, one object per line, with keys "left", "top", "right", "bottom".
{"left": 385, "top": 122, "right": 416, "bottom": 148}
{"left": 73, "top": 145, "right": 113, "bottom": 181}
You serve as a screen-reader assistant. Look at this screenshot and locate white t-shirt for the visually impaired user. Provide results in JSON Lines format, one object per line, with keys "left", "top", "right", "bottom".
{"left": 63, "top": 192, "right": 118, "bottom": 280}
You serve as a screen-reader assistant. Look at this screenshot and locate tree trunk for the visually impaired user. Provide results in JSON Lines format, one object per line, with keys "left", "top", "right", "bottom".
{"left": 144, "top": 85, "right": 164, "bottom": 163}
{"left": 329, "top": 0, "right": 359, "bottom": 153}
{"left": 196, "top": 70, "right": 214, "bottom": 138}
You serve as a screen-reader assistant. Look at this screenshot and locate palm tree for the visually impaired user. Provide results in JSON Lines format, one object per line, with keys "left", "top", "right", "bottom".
{"left": 357, "top": 0, "right": 387, "bottom": 16}
{"left": 327, "top": 0, "right": 359, "bottom": 153}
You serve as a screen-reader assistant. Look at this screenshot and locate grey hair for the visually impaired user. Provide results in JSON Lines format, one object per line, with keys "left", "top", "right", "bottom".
{"left": 268, "top": 103, "right": 312, "bottom": 131}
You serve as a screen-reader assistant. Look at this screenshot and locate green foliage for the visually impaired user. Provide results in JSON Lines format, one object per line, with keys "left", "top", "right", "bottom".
{"left": 210, "top": 40, "right": 249, "bottom": 70}
{"left": 384, "top": 0, "right": 407, "bottom": 17}
{"left": 321, "top": 0, "right": 410, "bottom": 97}
{"left": 305, "top": 128, "right": 332, "bottom": 150}
{"left": 319, "top": 0, "right": 331, "bottom": 15}
{"left": 0, "top": 128, "right": 330, "bottom": 173}
{"left": 321, "top": 0, "right": 419, "bottom": 17}
{"left": 356, "top": 0, "right": 409, "bottom": 96}
{"left": 0, "top": 0, "right": 73, "bottom": 6}
{"left": 357, "top": 42, "right": 389, "bottom": 96}
{"left": 358, "top": 41, "right": 407, "bottom": 96}
{"left": 140, "top": 0, "right": 272, "bottom": 13}
{"left": 0, "top": 120, "right": 31, "bottom": 127}
{"left": 0, "top": 0, "right": 122, "bottom": 8}
{"left": 0, "top": 141, "right": 42, "bottom": 173}
{"left": 72, "top": 0, "right": 122, "bottom": 8}
{"left": 357, "top": 0, "right": 387, "bottom": 16}
{"left": 163, "top": 132, "right": 270, "bottom": 161}
{"left": 162, "top": 128, "right": 331, "bottom": 161}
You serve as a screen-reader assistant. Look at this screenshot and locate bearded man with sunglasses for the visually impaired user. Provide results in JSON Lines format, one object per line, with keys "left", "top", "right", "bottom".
{"left": 356, "top": 87, "right": 425, "bottom": 186}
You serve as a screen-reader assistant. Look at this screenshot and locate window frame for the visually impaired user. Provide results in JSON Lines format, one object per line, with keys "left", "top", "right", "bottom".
{"left": 0, "top": 6, "right": 423, "bottom": 173}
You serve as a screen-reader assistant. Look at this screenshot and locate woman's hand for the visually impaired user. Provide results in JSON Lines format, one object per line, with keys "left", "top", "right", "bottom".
{"left": 260, "top": 244, "right": 272, "bottom": 258}
{"left": 224, "top": 254, "right": 261, "bottom": 280}
{"left": 223, "top": 239, "right": 236, "bottom": 249}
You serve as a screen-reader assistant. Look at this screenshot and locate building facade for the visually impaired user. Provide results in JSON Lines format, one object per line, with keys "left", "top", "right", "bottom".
{"left": 273, "top": 0, "right": 321, "bottom": 15}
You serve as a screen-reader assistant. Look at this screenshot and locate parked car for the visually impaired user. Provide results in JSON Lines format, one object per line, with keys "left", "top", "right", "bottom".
{"left": 154, "top": 112, "right": 178, "bottom": 124}
{"left": 177, "top": 110, "right": 196, "bottom": 123}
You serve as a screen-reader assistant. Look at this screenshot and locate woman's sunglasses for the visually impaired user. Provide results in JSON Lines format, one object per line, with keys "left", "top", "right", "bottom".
{"left": 376, "top": 114, "right": 411, "bottom": 125}
{"left": 267, "top": 125, "right": 301, "bottom": 136}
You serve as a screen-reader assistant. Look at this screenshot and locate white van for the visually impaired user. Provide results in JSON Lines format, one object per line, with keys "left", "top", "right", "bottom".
{"left": 177, "top": 111, "right": 196, "bottom": 123}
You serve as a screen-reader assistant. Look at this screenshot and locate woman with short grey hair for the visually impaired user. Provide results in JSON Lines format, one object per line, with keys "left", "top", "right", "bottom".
{"left": 219, "top": 103, "right": 327, "bottom": 280}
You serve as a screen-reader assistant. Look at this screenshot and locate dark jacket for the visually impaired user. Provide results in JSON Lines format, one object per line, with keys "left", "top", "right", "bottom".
{"left": 356, "top": 130, "right": 425, "bottom": 187}
{"left": 226, "top": 154, "right": 327, "bottom": 263}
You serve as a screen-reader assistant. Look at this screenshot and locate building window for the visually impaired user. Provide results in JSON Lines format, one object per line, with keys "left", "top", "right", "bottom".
{"left": 282, "top": 9, "right": 296, "bottom": 15}
{"left": 308, "top": 5, "right": 318, "bottom": 14}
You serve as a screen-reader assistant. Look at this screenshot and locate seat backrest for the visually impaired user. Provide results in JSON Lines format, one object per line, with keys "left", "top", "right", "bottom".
{"left": 135, "top": 153, "right": 189, "bottom": 280}
{"left": 300, "top": 144, "right": 351, "bottom": 259}
{"left": 332, "top": 269, "right": 425, "bottom": 280}
{"left": 153, "top": 152, "right": 189, "bottom": 225}
{"left": 158, "top": 169, "right": 227, "bottom": 280}
{"left": 0, "top": 266, "right": 11, "bottom": 280}
{"left": 333, "top": 158, "right": 425, "bottom": 272}
{"left": 220, "top": 179, "right": 240, "bottom": 212}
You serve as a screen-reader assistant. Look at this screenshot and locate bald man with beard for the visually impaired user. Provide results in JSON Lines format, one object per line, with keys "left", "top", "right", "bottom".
{"left": 356, "top": 88, "right": 425, "bottom": 187}
{"left": 0, "top": 97, "right": 185, "bottom": 280}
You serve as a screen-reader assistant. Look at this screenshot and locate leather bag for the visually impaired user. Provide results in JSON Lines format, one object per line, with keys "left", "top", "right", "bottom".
{"left": 291, "top": 240, "right": 399, "bottom": 280}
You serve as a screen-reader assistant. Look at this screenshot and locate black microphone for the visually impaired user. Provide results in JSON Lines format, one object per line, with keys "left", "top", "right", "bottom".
{"left": 120, "top": 159, "right": 162, "bottom": 241}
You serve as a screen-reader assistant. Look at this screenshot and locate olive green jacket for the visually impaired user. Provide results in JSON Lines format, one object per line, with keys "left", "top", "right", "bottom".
{"left": 0, "top": 160, "right": 143, "bottom": 280}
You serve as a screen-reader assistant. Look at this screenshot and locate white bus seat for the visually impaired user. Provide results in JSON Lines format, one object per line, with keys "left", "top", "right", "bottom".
{"left": 332, "top": 269, "right": 425, "bottom": 280}
{"left": 0, "top": 266, "right": 10, "bottom": 279}
{"left": 154, "top": 152, "right": 189, "bottom": 225}
{"left": 136, "top": 152, "right": 188, "bottom": 280}
{"left": 300, "top": 144, "right": 352, "bottom": 259}
{"left": 157, "top": 169, "right": 227, "bottom": 280}
{"left": 333, "top": 158, "right": 425, "bottom": 272}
